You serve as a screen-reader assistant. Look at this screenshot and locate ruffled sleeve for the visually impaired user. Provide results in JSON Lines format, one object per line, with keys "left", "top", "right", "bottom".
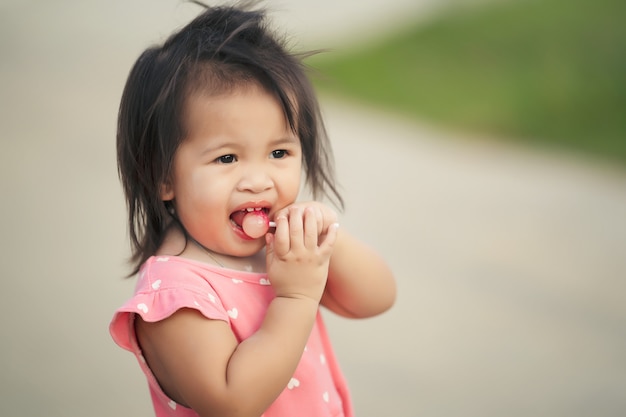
{"left": 109, "top": 256, "right": 230, "bottom": 351}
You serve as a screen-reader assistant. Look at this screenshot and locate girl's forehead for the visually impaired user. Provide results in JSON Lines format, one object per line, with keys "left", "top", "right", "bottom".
{"left": 180, "top": 83, "right": 300, "bottom": 143}
{"left": 183, "top": 84, "right": 280, "bottom": 119}
{"left": 183, "top": 81, "right": 299, "bottom": 131}
{"left": 183, "top": 65, "right": 298, "bottom": 111}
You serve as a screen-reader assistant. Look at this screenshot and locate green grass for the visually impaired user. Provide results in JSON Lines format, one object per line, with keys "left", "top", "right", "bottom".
{"left": 309, "top": 0, "right": 626, "bottom": 164}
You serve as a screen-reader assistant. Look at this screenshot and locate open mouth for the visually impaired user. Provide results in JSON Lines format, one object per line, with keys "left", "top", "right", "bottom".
{"left": 230, "top": 207, "right": 270, "bottom": 230}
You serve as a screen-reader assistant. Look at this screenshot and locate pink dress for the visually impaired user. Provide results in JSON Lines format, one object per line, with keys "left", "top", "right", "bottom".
{"left": 110, "top": 256, "right": 353, "bottom": 417}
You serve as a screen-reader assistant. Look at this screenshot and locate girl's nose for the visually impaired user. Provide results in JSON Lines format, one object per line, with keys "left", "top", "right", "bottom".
{"left": 237, "top": 167, "right": 274, "bottom": 193}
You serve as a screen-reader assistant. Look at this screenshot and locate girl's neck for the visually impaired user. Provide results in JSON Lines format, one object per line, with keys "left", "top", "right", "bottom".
{"left": 188, "top": 234, "right": 266, "bottom": 273}
{"left": 157, "top": 225, "right": 266, "bottom": 273}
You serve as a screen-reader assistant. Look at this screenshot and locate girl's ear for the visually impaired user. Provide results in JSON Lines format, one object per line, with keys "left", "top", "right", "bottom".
{"left": 160, "top": 181, "right": 175, "bottom": 201}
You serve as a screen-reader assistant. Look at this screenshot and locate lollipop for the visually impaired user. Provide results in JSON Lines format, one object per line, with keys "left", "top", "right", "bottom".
{"left": 241, "top": 210, "right": 276, "bottom": 238}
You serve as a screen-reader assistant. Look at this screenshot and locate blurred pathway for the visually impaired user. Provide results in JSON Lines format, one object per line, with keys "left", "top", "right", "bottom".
{"left": 321, "top": 98, "right": 626, "bottom": 417}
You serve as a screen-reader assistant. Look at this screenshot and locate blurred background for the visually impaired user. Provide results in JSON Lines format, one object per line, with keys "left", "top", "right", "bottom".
{"left": 1, "top": 0, "right": 625, "bottom": 416}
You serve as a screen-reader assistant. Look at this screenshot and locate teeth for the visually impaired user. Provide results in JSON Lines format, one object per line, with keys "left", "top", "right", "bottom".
{"left": 244, "top": 207, "right": 264, "bottom": 212}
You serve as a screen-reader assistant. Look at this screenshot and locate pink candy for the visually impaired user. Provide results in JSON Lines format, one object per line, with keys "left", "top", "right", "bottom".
{"left": 241, "top": 211, "right": 270, "bottom": 238}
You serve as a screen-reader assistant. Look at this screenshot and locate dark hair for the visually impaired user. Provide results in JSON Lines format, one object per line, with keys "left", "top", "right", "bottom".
{"left": 117, "top": 2, "right": 343, "bottom": 276}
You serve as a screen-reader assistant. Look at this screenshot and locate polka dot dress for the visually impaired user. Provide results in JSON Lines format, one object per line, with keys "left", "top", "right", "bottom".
{"left": 110, "top": 256, "right": 353, "bottom": 417}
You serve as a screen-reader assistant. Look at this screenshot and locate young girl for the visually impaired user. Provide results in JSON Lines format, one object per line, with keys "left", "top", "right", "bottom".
{"left": 109, "top": 3, "right": 396, "bottom": 417}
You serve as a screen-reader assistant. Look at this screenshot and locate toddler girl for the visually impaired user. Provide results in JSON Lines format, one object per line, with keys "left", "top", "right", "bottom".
{"left": 110, "top": 3, "right": 396, "bottom": 417}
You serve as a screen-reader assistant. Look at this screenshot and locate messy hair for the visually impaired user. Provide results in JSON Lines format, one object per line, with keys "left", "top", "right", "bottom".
{"left": 117, "top": 2, "right": 343, "bottom": 275}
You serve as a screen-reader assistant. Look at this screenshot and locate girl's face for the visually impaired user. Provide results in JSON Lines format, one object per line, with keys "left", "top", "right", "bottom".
{"left": 162, "top": 84, "right": 302, "bottom": 258}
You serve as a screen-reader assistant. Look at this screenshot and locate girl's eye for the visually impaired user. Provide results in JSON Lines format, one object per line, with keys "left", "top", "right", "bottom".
{"left": 270, "top": 149, "right": 287, "bottom": 159}
{"left": 216, "top": 154, "right": 236, "bottom": 164}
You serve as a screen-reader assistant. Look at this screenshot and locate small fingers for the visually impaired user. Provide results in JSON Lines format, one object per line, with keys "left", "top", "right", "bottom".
{"left": 271, "top": 204, "right": 331, "bottom": 256}
{"left": 319, "top": 222, "right": 339, "bottom": 253}
{"left": 288, "top": 206, "right": 304, "bottom": 244}
{"left": 303, "top": 206, "right": 320, "bottom": 249}
{"left": 272, "top": 214, "right": 290, "bottom": 256}
{"left": 315, "top": 206, "right": 324, "bottom": 232}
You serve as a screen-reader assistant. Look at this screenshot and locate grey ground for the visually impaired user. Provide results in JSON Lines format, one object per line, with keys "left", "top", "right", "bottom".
{"left": 1, "top": 1, "right": 625, "bottom": 416}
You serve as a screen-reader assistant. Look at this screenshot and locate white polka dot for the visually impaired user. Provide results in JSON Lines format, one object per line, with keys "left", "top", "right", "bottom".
{"left": 232, "top": 278, "right": 243, "bottom": 284}
{"left": 320, "top": 354, "right": 326, "bottom": 365}
{"left": 227, "top": 308, "right": 238, "bottom": 319}
{"left": 137, "top": 303, "right": 148, "bottom": 313}
{"left": 287, "top": 378, "right": 300, "bottom": 389}
{"left": 151, "top": 279, "right": 161, "bottom": 290}
{"left": 168, "top": 400, "right": 177, "bottom": 410}
{"left": 323, "top": 391, "right": 329, "bottom": 402}
{"left": 208, "top": 293, "right": 216, "bottom": 303}
{"left": 156, "top": 256, "right": 169, "bottom": 262}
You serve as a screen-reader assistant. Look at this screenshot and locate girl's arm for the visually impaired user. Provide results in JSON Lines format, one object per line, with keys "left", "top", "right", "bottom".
{"left": 135, "top": 207, "right": 337, "bottom": 417}
{"left": 274, "top": 201, "right": 396, "bottom": 319}
{"left": 135, "top": 297, "right": 319, "bottom": 417}
{"left": 321, "top": 228, "right": 396, "bottom": 318}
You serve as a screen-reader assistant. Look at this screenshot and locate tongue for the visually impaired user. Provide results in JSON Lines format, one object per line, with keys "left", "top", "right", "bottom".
{"left": 241, "top": 211, "right": 270, "bottom": 238}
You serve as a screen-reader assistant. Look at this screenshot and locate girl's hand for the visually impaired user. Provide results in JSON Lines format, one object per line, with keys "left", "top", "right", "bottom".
{"left": 273, "top": 201, "right": 339, "bottom": 238}
{"left": 265, "top": 205, "right": 339, "bottom": 303}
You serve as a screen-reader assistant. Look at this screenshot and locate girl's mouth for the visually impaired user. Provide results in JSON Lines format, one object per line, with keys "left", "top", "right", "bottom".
{"left": 230, "top": 207, "right": 270, "bottom": 232}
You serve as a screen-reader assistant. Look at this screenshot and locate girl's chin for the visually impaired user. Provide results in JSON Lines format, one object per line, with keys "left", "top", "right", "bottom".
{"left": 232, "top": 236, "right": 267, "bottom": 255}
{"left": 225, "top": 243, "right": 267, "bottom": 269}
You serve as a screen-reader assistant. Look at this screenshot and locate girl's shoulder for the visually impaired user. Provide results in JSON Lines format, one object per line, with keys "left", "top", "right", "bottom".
{"left": 110, "top": 255, "right": 273, "bottom": 351}
{"left": 129, "top": 256, "right": 273, "bottom": 320}
{"left": 110, "top": 256, "right": 234, "bottom": 351}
